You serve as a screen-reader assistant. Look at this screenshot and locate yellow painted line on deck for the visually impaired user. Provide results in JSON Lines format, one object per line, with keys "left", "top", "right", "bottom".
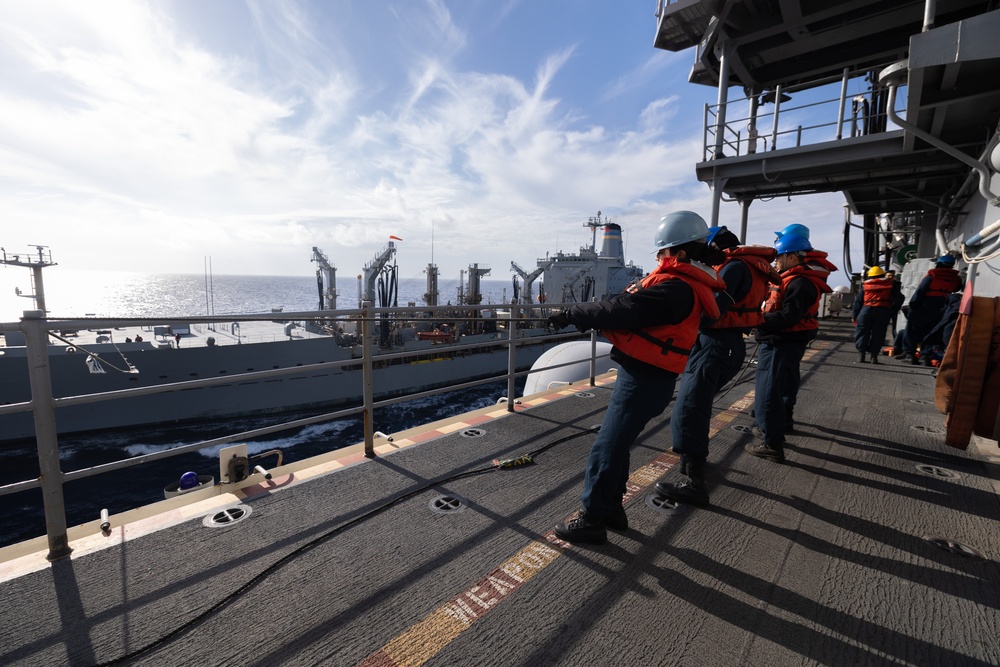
{"left": 357, "top": 384, "right": 758, "bottom": 667}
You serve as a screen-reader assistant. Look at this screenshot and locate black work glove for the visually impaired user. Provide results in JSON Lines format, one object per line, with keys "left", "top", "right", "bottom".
{"left": 547, "top": 312, "right": 572, "bottom": 329}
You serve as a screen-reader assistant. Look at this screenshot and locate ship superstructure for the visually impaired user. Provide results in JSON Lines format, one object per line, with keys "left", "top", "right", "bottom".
{"left": 538, "top": 212, "right": 644, "bottom": 303}
{"left": 654, "top": 0, "right": 1000, "bottom": 297}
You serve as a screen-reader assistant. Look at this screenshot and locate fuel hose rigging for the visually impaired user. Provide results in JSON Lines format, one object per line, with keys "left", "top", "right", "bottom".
{"left": 376, "top": 261, "right": 399, "bottom": 347}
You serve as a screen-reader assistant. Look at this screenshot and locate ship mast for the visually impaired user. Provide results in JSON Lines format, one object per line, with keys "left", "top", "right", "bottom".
{"left": 464, "top": 263, "right": 491, "bottom": 305}
{"left": 311, "top": 246, "right": 338, "bottom": 310}
{"left": 584, "top": 210, "right": 607, "bottom": 252}
{"left": 1, "top": 245, "right": 57, "bottom": 315}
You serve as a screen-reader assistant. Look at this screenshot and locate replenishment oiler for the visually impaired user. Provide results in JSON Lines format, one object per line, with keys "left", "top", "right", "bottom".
{"left": 0, "top": 217, "right": 637, "bottom": 443}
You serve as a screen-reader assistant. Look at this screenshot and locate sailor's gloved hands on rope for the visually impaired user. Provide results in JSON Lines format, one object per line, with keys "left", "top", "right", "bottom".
{"left": 547, "top": 312, "right": 572, "bottom": 330}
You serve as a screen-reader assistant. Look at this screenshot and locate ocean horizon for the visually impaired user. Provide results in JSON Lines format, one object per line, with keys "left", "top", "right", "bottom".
{"left": 0, "top": 268, "right": 521, "bottom": 323}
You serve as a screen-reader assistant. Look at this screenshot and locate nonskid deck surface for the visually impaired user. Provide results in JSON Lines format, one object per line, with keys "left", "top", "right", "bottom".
{"left": 1, "top": 319, "right": 998, "bottom": 666}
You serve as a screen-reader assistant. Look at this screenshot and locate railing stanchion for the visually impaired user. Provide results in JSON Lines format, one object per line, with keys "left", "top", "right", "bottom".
{"left": 770, "top": 84, "right": 782, "bottom": 150}
{"left": 506, "top": 305, "right": 518, "bottom": 412}
{"left": 361, "top": 301, "right": 375, "bottom": 457}
{"left": 21, "top": 310, "right": 72, "bottom": 560}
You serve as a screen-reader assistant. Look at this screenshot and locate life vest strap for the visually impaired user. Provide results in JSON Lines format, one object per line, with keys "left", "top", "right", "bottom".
{"left": 631, "top": 330, "right": 691, "bottom": 356}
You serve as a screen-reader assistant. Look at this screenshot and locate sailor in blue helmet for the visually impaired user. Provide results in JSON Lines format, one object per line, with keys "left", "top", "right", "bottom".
{"left": 546, "top": 211, "right": 725, "bottom": 544}
{"left": 898, "top": 254, "right": 963, "bottom": 365}
{"left": 654, "top": 226, "right": 779, "bottom": 506}
{"left": 746, "top": 231, "right": 831, "bottom": 463}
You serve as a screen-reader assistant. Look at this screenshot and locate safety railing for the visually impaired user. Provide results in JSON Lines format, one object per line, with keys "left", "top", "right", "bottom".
{"left": 0, "top": 301, "right": 610, "bottom": 560}
{"left": 703, "top": 67, "right": 906, "bottom": 161}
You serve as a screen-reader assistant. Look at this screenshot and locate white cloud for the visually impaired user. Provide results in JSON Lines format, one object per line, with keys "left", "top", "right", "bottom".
{"left": 0, "top": 0, "right": 861, "bottom": 322}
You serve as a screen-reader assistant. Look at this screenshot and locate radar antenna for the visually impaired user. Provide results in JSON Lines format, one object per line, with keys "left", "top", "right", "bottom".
{"left": 1, "top": 245, "right": 57, "bottom": 314}
{"left": 583, "top": 210, "right": 609, "bottom": 251}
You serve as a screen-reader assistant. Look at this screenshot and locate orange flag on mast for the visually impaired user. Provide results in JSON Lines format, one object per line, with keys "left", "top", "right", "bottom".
{"left": 389, "top": 235, "right": 402, "bottom": 241}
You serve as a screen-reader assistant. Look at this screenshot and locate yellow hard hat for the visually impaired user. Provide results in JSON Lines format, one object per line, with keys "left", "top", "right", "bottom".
{"left": 867, "top": 266, "right": 885, "bottom": 278}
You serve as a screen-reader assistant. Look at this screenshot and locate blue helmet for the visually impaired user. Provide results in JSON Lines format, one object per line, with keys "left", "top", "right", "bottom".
{"left": 936, "top": 254, "right": 956, "bottom": 267}
{"left": 774, "top": 223, "right": 810, "bottom": 240}
{"left": 774, "top": 233, "right": 812, "bottom": 255}
{"left": 706, "top": 225, "right": 728, "bottom": 246}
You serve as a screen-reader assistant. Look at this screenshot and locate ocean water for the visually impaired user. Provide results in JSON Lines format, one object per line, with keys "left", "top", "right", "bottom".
{"left": 0, "top": 272, "right": 525, "bottom": 549}
{"left": 0, "top": 268, "right": 518, "bottom": 321}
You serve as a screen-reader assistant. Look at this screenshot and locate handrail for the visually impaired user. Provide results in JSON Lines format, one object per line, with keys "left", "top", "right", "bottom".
{"left": 0, "top": 300, "right": 610, "bottom": 559}
{"left": 702, "top": 66, "right": 905, "bottom": 160}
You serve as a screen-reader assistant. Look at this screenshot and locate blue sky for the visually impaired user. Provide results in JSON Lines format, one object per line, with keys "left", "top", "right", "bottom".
{"left": 0, "top": 0, "right": 859, "bottom": 319}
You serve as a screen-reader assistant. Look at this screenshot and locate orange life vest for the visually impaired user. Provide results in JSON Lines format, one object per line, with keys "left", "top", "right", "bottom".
{"left": 861, "top": 278, "right": 893, "bottom": 308}
{"left": 763, "top": 264, "right": 833, "bottom": 333}
{"left": 925, "top": 268, "right": 962, "bottom": 298}
{"left": 708, "top": 245, "right": 778, "bottom": 330}
{"left": 804, "top": 249, "right": 838, "bottom": 278}
{"left": 603, "top": 257, "right": 724, "bottom": 373}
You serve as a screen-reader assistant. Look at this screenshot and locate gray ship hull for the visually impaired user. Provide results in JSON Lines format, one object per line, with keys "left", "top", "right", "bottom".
{"left": 0, "top": 333, "right": 555, "bottom": 442}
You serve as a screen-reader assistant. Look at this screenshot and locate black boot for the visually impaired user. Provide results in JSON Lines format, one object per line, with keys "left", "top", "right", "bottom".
{"left": 654, "top": 460, "right": 709, "bottom": 507}
{"left": 554, "top": 511, "right": 607, "bottom": 544}
{"left": 745, "top": 441, "right": 785, "bottom": 463}
{"left": 870, "top": 352, "right": 879, "bottom": 365}
{"left": 858, "top": 351, "right": 867, "bottom": 363}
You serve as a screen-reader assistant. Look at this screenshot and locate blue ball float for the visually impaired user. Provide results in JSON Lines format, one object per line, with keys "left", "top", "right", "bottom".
{"left": 179, "top": 471, "right": 200, "bottom": 490}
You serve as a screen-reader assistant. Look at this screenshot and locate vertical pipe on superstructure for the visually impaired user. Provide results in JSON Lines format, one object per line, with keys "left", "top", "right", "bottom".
{"left": 923, "top": 0, "right": 936, "bottom": 31}
{"left": 710, "top": 45, "right": 731, "bottom": 227}
{"left": 21, "top": 310, "right": 72, "bottom": 560}
{"left": 747, "top": 91, "right": 759, "bottom": 154}
{"left": 739, "top": 198, "right": 751, "bottom": 244}
{"left": 770, "top": 84, "right": 783, "bottom": 151}
{"left": 713, "top": 46, "right": 730, "bottom": 159}
{"left": 836, "top": 68, "right": 850, "bottom": 140}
